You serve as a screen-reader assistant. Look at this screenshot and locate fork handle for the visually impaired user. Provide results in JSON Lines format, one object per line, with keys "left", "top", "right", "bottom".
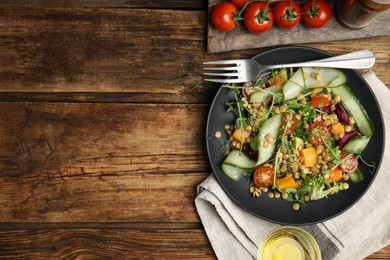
{"left": 266, "top": 50, "right": 375, "bottom": 70}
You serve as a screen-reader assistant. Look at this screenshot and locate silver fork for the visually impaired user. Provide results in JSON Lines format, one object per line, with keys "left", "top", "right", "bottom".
{"left": 203, "top": 50, "right": 375, "bottom": 83}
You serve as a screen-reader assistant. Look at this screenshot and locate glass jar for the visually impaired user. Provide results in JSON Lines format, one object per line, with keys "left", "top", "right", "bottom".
{"left": 336, "top": 0, "right": 390, "bottom": 29}
{"left": 257, "top": 226, "right": 321, "bottom": 260}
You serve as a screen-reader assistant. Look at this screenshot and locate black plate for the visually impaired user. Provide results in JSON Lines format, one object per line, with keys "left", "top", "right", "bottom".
{"left": 206, "top": 46, "right": 385, "bottom": 225}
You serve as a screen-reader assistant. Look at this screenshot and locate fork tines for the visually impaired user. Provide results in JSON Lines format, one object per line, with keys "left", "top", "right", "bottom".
{"left": 203, "top": 60, "right": 244, "bottom": 83}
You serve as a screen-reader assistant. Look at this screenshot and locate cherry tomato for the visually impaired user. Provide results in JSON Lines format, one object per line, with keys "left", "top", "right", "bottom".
{"left": 253, "top": 166, "right": 274, "bottom": 188}
{"left": 302, "top": 0, "right": 332, "bottom": 28}
{"left": 211, "top": 2, "right": 238, "bottom": 32}
{"left": 230, "top": 0, "right": 249, "bottom": 8}
{"left": 273, "top": 0, "right": 301, "bottom": 28}
{"left": 309, "top": 95, "right": 331, "bottom": 108}
{"left": 339, "top": 152, "right": 358, "bottom": 173}
{"left": 281, "top": 112, "right": 297, "bottom": 135}
{"left": 244, "top": 2, "right": 273, "bottom": 33}
{"left": 308, "top": 121, "right": 329, "bottom": 145}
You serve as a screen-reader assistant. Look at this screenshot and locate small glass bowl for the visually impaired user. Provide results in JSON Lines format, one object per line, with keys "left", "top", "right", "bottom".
{"left": 257, "top": 226, "right": 321, "bottom": 260}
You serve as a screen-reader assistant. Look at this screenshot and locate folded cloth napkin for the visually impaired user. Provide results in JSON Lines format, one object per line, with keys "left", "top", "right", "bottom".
{"left": 195, "top": 71, "right": 390, "bottom": 260}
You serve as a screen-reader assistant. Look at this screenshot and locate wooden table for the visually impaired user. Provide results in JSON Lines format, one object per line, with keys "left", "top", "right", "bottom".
{"left": 0, "top": 1, "right": 388, "bottom": 259}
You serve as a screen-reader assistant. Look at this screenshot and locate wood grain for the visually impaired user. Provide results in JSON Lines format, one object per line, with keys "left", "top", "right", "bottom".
{"left": 0, "top": 102, "right": 210, "bottom": 222}
{"left": 0, "top": 8, "right": 389, "bottom": 104}
{"left": 207, "top": 0, "right": 390, "bottom": 53}
{"left": 0, "top": 4, "right": 388, "bottom": 260}
{"left": 0, "top": 227, "right": 216, "bottom": 259}
{"left": 0, "top": 0, "right": 206, "bottom": 9}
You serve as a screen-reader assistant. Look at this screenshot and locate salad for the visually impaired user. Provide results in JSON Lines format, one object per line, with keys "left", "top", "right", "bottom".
{"left": 217, "top": 67, "right": 375, "bottom": 210}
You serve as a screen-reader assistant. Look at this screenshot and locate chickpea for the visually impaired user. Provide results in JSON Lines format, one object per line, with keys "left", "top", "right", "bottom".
{"left": 245, "top": 124, "right": 252, "bottom": 132}
{"left": 292, "top": 203, "right": 300, "bottom": 210}
{"left": 265, "top": 134, "right": 274, "bottom": 143}
{"left": 333, "top": 95, "right": 341, "bottom": 103}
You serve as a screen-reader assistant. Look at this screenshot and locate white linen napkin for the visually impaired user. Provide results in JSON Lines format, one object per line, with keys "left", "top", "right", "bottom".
{"left": 195, "top": 71, "right": 390, "bottom": 260}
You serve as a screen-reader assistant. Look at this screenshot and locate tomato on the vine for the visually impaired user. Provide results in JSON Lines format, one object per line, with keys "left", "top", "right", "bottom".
{"left": 302, "top": 0, "right": 332, "bottom": 28}
{"left": 230, "top": 0, "right": 249, "bottom": 8}
{"left": 244, "top": 2, "right": 273, "bottom": 33}
{"left": 253, "top": 166, "right": 274, "bottom": 188}
{"left": 273, "top": 0, "right": 301, "bottom": 28}
{"left": 211, "top": 2, "right": 238, "bottom": 32}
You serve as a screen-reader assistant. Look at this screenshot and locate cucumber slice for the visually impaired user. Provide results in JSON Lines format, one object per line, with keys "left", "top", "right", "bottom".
{"left": 349, "top": 168, "right": 364, "bottom": 183}
{"left": 221, "top": 164, "right": 245, "bottom": 181}
{"left": 331, "top": 84, "right": 374, "bottom": 136}
{"left": 282, "top": 68, "right": 305, "bottom": 100}
{"left": 223, "top": 149, "right": 256, "bottom": 169}
{"left": 257, "top": 113, "right": 283, "bottom": 165}
{"left": 302, "top": 67, "right": 346, "bottom": 88}
{"left": 249, "top": 85, "right": 282, "bottom": 103}
{"left": 342, "top": 135, "right": 371, "bottom": 154}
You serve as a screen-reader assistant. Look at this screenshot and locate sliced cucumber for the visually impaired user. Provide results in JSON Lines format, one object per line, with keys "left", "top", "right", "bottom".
{"left": 257, "top": 113, "right": 283, "bottom": 165}
{"left": 342, "top": 135, "right": 371, "bottom": 154}
{"left": 331, "top": 84, "right": 374, "bottom": 136}
{"left": 282, "top": 68, "right": 305, "bottom": 100}
{"left": 302, "top": 67, "right": 347, "bottom": 88}
{"left": 223, "top": 149, "right": 256, "bottom": 169}
{"left": 349, "top": 168, "right": 364, "bottom": 183}
{"left": 221, "top": 164, "right": 245, "bottom": 181}
{"left": 249, "top": 85, "right": 282, "bottom": 103}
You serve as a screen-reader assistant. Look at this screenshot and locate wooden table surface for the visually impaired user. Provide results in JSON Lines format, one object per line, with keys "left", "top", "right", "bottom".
{"left": 0, "top": 1, "right": 389, "bottom": 259}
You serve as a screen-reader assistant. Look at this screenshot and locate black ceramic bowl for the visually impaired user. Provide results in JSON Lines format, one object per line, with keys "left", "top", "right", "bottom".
{"left": 206, "top": 46, "right": 384, "bottom": 225}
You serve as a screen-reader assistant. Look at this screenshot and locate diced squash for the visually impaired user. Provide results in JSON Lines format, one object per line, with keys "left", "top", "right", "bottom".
{"left": 328, "top": 167, "right": 343, "bottom": 182}
{"left": 330, "top": 122, "right": 345, "bottom": 136}
{"left": 311, "top": 88, "right": 323, "bottom": 98}
{"left": 232, "top": 128, "right": 250, "bottom": 143}
{"left": 276, "top": 176, "right": 298, "bottom": 191}
{"left": 266, "top": 70, "right": 288, "bottom": 87}
{"left": 309, "top": 95, "right": 331, "bottom": 108}
{"left": 300, "top": 147, "right": 318, "bottom": 168}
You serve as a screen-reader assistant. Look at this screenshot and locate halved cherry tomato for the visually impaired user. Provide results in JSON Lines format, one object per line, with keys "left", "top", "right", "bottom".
{"left": 242, "top": 82, "right": 255, "bottom": 99}
{"left": 273, "top": 0, "right": 301, "bottom": 28}
{"left": 211, "top": 2, "right": 238, "bottom": 32}
{"left": 230, "top": 0, "right": 249, "bottom": 8}
{"left": 339, "top": 152, "right": 358, "bottom": 173}
{"left": 280, "top": 112, "right": 297, "bottom": 135}
{"left": 253, "top": 166, "right": 274, "bottom": 188}
{"left": 308, "top": 121, "right": 329, "bottom": 145}
{"left": 302, "top": 0, "right": 332, "bottom": 28}
{"left": 244, "top": 2, "right": 273, "bottom": 33}
{"left": 310, "top": 95, "right": 331, "bottom": 108}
